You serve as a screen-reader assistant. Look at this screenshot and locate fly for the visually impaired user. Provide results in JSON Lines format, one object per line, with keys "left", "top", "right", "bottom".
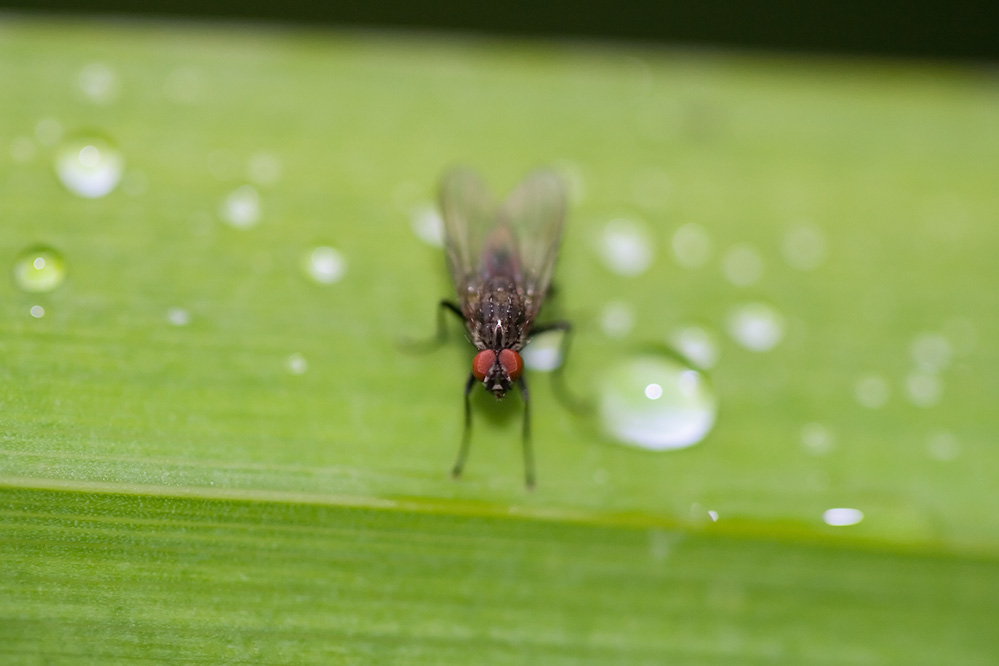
{"left": 426, "top": 168, "right": 574, "bottom": 489}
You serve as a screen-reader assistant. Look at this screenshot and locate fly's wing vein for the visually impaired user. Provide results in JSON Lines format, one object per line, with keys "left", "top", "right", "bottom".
{"left": 439, "top": 168, "right": 496, "bottom": 306}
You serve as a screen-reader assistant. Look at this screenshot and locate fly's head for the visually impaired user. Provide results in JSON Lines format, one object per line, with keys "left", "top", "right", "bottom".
{"left": 472, "top": 348, "right": 523, "bottom": 398}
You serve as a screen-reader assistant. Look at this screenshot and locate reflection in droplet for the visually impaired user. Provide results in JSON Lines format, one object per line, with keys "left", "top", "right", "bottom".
{"left": 726, "top": 302, "right": 785, "bottom": 352}
{"left": 669, "top": 325, "right": 720, "bottom": 369}
{"left": 166, "top": 307, "right": 191, "bottom": 326}
{"left": 598, "top": 353, "right": 717, "bottom": 451}
{"left": 801, "top": 422, "right": 835, "bottom": 455}
{"left": 927, "top": 431, "right": 960, "bottom": 461}
{"left": 671, "top": 223, "right": 712, "bottom": 268}
{"left": 598, "top": 217, "right": 654, "bottom": 276}
{"left": 782, "top": 223, "right": 827, "bottom": 271}
{"left": 722, "top": 244, "right": 764, "bottom": 287}
{"left": 410, "top": 204, "right": 445, "bottom": 247}
{"left": 13, "top": 247, "right": 67, "bottom": 293}
{"left": 286, "top": 353, "right": 308, "bottom": 375}
{"left": 30, "top": 305, "right": 45, "bottom": 318}
{"left": 77, "top": 63, "right": 118, "bottom": 104}
{"left": 522, "top": 329, "right": 564, "bottom": 372}
{"left": 219, "top": 185, "right": 261, "bottom": 229}
{"left": 904, "top": 370, "right": 942, "bottom": 407}
{"left": 823, "top": 508, "right": 863, "bottom": 526}
{"left": 600, "top": 301, "right": 635, "bottom": 338}
{"left": 54, "top": 134, "right": 124, "bottom": 198}
{"left": 855, "top": 374, "right": 889, "bottom": 409}
{"left": 909, "top": 332, "right": 952, "bottom": 372}
{"left": 302, "top": 246, "right": 347, "bottom": 285}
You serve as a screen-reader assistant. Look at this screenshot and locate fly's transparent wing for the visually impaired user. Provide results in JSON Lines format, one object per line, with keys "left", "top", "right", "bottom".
{"left": 497, "top": 170, "right": 567, "bottom": 318}
{"left": 439, "top": 168, "right": 496, "bottom": 301}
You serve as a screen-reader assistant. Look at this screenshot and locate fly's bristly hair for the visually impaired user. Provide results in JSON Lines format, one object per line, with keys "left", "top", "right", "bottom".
{"left": 462, "top": 276, "right": 531, "bottom": 353}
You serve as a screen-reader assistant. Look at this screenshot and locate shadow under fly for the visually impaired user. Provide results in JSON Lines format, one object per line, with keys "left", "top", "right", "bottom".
{"left": 414, "top": 168, "right": 578, "bottom": 489}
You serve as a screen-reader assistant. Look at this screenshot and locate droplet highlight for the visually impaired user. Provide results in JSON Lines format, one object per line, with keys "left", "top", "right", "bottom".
{"left": 726, "top": 302, "right": 785, "bottom": 352}
{"left": 286, "top": 353, "right": 308, "bottom": 375}
{"left": 219, "top": 185, "right": 261, "bottom": 229}
{"left": 823, "top": 508, "right": 864, "bottom": 526}
{"left": 598, "top": 353, "right": 718, "bottom": 451}
{"left": 54, "top": 134, "right": 124, "bottom": 198}
{"left": 166, "top": 307, "right": 191, "bottom": 326}
{"left": 302, "top": 246, "right": 347, "bottom": 285}
{"left": 669, "top": 325, "right": 720, "bottom": 369}
{"left": 409, "top": 204, "right": 445, "bottom": 247}
{"left": 521, "top": 329, "right": 564, "bottom": 372}
{"left": 13, "top": 247, "right": 67, "bottom": 293}
{"left": 597, "top": 217, "right": 654, "bottom": 276}
{"left": 30, "top": 305, "right": 45, "bottom": 318}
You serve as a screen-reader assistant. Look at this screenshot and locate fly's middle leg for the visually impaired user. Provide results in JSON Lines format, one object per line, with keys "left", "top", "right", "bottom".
{"left": 403, "top": 300, "right": 464, "bottom": 352}
{"left": 529, "top": 320, "right": 590, "bottom": 414}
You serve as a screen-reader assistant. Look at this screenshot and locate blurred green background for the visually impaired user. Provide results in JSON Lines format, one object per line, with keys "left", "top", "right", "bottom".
{"left": 1, "top": 14, "right": 997, "bottom": 664}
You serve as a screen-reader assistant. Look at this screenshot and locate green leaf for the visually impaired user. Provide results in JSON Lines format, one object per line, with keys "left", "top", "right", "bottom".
{"left": 2, "top": 17, "right": 997, "bottom": 662}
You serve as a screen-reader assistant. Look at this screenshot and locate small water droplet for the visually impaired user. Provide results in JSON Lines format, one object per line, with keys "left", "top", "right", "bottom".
{"left": 166, "top": 307, "right": 191, "bottom": 326}
{"left": 597, "top": 217, "right": 654, "bottom": 276}
{"left": 904, "top": 370, "right": 942, "bottom": 407}
{"left": 823, "top": 507, "right": 863, "bottom": 526}
{"left": 220, "top": 185, "right": 261, "bottom": 229}
{"left": 29, "top": 305, "right": 45, "bottom": 318}
{"left": 598, "top": 353, "right": 718, "bottom": 451}
{"left": 855, "top": 373, "right": 889, "bottom": 409}
{"left": 671, "top": 223, "right": 712, "bottom": 268}
{"left": 707, "top": 510, "right": 719, "bottom": 522}
{"left": 12, "top": 247, "right": 66, "bottom": 293}
{"left": 247, "top": 152, "right": 282, "bottom": 186}
{"left": 286, "top": 353, "right": 308, "bottom": 375}
{"left": 409, "top": 204, "right": 445, "bottom": 247}
{"left": 782, "top": 223, "right": 827, "bottom": 271}
{"left": 722, "top": 244, "right": 764, "bottom": 287}
{"left": 927, "top": 431, "right": 960, "bottom": 461}
{"left": 77, "top": 63, "right": 118, "bottom": 104}
{"left": 669, "top": 325, "right": 720, "bottom": 369}
{"left": 302, "top": 246, "right": 347, "bottom": 284}
{"left": 801, "top": 422, "right": 835, "bottom": 455}
{"left": 726, "top": 302, "right": 785, "bottom": 352}
{"left": 10, "top": 136, "right": 35, "bottom": 163}
{"left": 54, "top": 134, "right": 124, "bottom": 198}
{"left": 909, "top": 332, "right": 952, "bottom": 372}
{"left": 35, "top": 118, "right": 62, "bottom": 146}
{"left": 521, "top": 329, "right": 564, "bottom": 372}
{"left": 600, "top": 301, "right": 635, "bottom": 338}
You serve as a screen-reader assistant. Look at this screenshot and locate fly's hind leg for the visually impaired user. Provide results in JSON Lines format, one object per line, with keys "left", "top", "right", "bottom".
{"left": 402, "top": 300, "right": 464, "bottom": 352}
{"left": 528, "top": 320, "right": 591, "bottom": 414}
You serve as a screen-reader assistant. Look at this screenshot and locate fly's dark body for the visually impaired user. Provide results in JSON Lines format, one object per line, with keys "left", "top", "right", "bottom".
{"left": 429, "top": 167, "right": 572, "bottom": 488}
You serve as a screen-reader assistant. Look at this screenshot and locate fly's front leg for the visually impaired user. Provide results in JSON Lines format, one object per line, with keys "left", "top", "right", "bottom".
{"left": 529, "top": 320, "right": 590, "bottom": 414}
{"left": 451, "top": 372, "right": 477, "bottom": 480}
{"left": 403, "top": 300, "right": 464, "bottom": 352}
{"left": 517, "top": 376, "right": 536, "bottom": 490}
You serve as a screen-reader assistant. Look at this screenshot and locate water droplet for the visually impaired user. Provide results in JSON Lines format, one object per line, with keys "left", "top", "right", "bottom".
{"left": 597, "top": 217, "right": 654, "bottom": 276}
{"left": 54, "top": 134, "right": 124, "bottom": 198}
{"left": 782, "top": 223, "right": 827, "bottom": 271}
{"left": 166, "top": 307, "right": 191, "bottom": 326}
{"left": 29, "top": 305, "right": 45, "bottom": 318}
{"left": 219, "top": 185, "right": 261, "bottom": 229}
{"left": 302, "top": 246, "right": 347, "bottom": 285}
{"left": 801, "top": 422, "right": 835, "bottom": 455}
{"left": 904, "top": 370, "right": 942, "bottom": 407}
{"left": 927, "top": 431, "right": 960, "bottom": 461}
{"left": 855, "top": 373, "right": 889, "bottom": 409}
{"left": 707, "top": 510, "right": 719, "bottom": 521}
{"left": 909, "top": 332, "right": 952, "bottom": 372}
{"left": 598, "top": 353, "right": 718, "bottom": 451}
{"left": 409, "top": 204, "right": 445, "bottom": 247}
{"left": 823, "top": 508, "right": 863, "bottom": 526}
{"left": 247, "top": 152, "right": 282, "bottom": 186}
{"left": 600, "top": 301, "right": 635, "bottom": 338}
{"left": 35, "top": 118, "right": 62, "bottom": 146}
{"left": 12, "top": 246, "right": 67, "bottom": 293}
{"left": 286, "top": 353, "right": 308, "bottom": 375}
{"left": 10, "top": 136, "right": 35, "bottom": 163}
{"left": 521, "top": 329, "right": 564, "bottom": 372}
{"left": 77, "top": 63, "right": 118, "bottom": 104}
{"left": 722, "top": 244, "right": 764, "bottom": 287}
{"left": 726, "top": 302, "right": 785, "bottom": 352}
{"left": 671, "top": 223, "right": 712, "bottom": 268}
{"left": 669, "top": 325, "right": 720, "bottom": 369}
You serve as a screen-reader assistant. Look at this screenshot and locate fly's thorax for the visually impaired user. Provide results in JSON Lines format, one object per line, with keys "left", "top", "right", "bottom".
{"left": 469, "top": 277, "right": 530, "bottom": 351}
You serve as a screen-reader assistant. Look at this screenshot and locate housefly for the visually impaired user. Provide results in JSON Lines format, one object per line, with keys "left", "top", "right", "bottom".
{"left": 428, "top": 168, "right": 573, "bottom": 489}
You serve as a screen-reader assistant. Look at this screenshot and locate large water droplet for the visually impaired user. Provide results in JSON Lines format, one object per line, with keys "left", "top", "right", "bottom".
{"left": 598, "top": 353, "right": 718, "bottom": 451}
{"left": 669, "top": 325, "right": 720, "bottom": 369}
{"left": 726, "top": 302, "right": 785, "bottom": 352}
{"left": 219, "top": 185, "right": 261, "bottom": 229}
{"left": 302, "top": 246, "right": 347, "bottom": 284}
{"left": 671, "top": 223, "right": 712, "bottom": 268}
{"left": 54, "top": 134, "right": 124, "bottom": 198}
{"left": 13, "top": 246, "right": 67, "bottom": 293}
{"left": 597, "top": 217, "right": 654, "bottom": 276}
{"left": 823, "top": 507, "right": 863, "bottom": 526}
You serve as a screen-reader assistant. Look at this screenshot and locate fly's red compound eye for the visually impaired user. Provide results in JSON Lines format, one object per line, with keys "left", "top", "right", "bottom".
{"left": 472, "top": 350, "right": 496, "bottom": 382}
{"left": 498, "top": 349, "right": 523, "bottom": 382}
